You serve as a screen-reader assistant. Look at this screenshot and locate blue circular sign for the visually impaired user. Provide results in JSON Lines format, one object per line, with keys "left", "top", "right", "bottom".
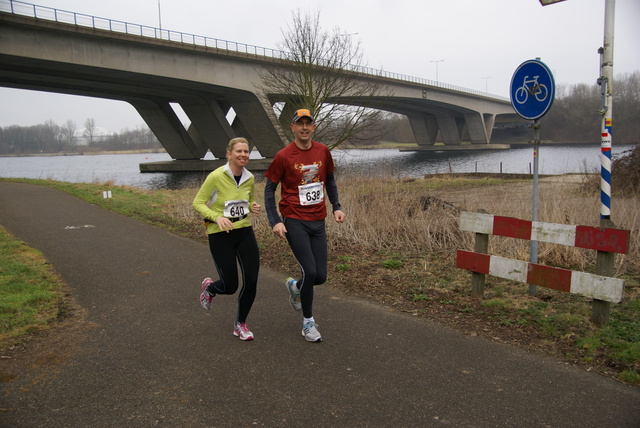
{"left": 510, "top": 59, "right": 555, "bottom": 120}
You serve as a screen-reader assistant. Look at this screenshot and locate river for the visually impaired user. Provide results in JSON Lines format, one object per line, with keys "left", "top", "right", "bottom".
{"left": 0, "top": 143, "right": 635, "bottom": 190}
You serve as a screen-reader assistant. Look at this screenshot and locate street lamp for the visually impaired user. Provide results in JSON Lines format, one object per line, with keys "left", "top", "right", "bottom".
{"left": 430, "top": 60, "right": 443, "bottom": 82}
{"left": 481, "top": 76, "right": 492, "bottom": 93}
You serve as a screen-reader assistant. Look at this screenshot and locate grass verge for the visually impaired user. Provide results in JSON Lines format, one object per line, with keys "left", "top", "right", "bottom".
{"left": 0, "top": 224, "right": 68, "bottom": 349}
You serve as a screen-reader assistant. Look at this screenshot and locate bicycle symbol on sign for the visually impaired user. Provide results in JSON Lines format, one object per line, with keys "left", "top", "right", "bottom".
{"left": 514, "top": 75, "right": 549, "bottom": 104}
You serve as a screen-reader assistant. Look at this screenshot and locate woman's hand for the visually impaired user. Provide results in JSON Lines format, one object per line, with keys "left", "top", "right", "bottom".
{"left": 215, "top": 217, "right": 234, "bottom": 233}
{"left": 251, "top": 202, "right": 261, "bottom": 216}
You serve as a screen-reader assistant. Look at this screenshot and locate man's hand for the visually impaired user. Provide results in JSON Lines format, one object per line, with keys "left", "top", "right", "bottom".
{"left": 272, "top": 222, "right": 287, "bottom": 239}
{"left": 334, "top": 209, "right": 346, "bottom": 223}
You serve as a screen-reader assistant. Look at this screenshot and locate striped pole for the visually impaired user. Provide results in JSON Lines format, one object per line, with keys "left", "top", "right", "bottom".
{"left": 599, "top": 0, "right": 615, "bottom": 220}
{"left": 600, "top": 118, "right": 612, "bottom": 219}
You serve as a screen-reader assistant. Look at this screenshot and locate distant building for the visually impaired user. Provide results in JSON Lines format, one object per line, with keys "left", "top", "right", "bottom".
{"left": 74, "top": 126, "right": 115, "bottom": 145}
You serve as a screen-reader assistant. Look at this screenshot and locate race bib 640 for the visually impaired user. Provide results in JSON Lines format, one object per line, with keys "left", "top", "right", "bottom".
{"left": 223, "top": 199, "right": 249, "bottom": 218}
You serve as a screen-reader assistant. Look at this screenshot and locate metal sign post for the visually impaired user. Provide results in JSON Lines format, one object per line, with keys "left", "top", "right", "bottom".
{"left": 598, "top": 0, "right": 615, "bottom": 222}
{"left": 510, "top": 59, "right": 555, "bottom": 296}
{"left": 593, "top": 0, "right": 616, "bottom": 325}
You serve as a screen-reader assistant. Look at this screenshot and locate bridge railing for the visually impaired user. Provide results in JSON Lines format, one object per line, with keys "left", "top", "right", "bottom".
{"left": 0, "top": 0, "right": 509, "bottom": 101}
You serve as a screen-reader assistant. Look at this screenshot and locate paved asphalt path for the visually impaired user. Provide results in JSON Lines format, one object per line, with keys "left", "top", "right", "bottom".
{"left": 0, "top": 181, "right": 638, "bottom": 427}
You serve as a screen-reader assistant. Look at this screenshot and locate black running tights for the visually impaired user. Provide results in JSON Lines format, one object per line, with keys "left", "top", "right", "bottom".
{"left": 284, "top": 217, "right": 327, "bottom": 318}
{"left": 207, "top": 226, "right": 260, "bottom": 323}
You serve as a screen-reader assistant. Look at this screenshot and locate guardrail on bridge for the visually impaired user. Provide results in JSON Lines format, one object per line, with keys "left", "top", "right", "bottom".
{"left": 0, "top": 0, "right": 509, "bottom": 101}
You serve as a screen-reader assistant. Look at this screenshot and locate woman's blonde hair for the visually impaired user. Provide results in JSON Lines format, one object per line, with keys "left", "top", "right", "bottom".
{"left": 227, "top": 137, "right": 249, "bottom": 153}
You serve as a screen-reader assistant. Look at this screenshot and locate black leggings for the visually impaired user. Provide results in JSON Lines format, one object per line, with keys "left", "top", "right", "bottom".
{"left": 284, "top": 218, "right": 327, "bottom": 318}
{"left": 207, "top": 227, "right": 260, "bottom": 323}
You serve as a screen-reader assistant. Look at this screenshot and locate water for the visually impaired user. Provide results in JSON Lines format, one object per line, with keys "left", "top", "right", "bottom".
{"left": 333, "top": 144, "right": 636, "bottom": 177}
{"left": 0, "top": 144, "right": 635, "bottom": 190}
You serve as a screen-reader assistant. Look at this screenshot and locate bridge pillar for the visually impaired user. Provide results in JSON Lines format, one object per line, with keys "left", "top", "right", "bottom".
{"left": 407, "top": 113, "right": 438, "bottom": 146}
{"left": 180, "top": 96, "right": 235, "bottom": 158}
{"left": 464, "top": 112, "right": 496, "bottom": 144}
{"left": 435, "top": 113, "right": 462, "bottom": 145}
{"left": 129, "top": 98, "right": 207, "bottom": 160}
{"left": 225, "top": 93, "right": 287, "bottom": 158}
{"left": 277, "top": 102, "right": 298, "bottom": 141}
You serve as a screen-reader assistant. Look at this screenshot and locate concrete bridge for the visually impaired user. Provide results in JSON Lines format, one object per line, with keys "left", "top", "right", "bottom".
{"left": 0, "top": 1, "right": 524, "bottom": 172}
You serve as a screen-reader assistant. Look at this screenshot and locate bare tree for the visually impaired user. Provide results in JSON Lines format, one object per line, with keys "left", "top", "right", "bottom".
{"left": 258, "top": 9, "right": 391, "bottom": 149}
{"left": 84, "top": 117, "right": 97, "bottom": 145}
{"left": 41, "top": 119, "right": 62, "bottom": 152}
{"left": 59, "top": 119, "right": 77, "bottom": 151}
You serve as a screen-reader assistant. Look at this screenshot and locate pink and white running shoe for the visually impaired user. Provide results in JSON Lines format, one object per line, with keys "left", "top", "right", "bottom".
{"left": 233, "top": 322, "right": 254, "bottom": 341}
{"left": 200, "top": 278, "right": 214, "bottom": 310}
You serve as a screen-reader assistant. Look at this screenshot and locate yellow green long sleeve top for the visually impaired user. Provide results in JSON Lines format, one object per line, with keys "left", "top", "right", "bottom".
{"left": 192, "top": 163, "right": 255, "bottom": 234}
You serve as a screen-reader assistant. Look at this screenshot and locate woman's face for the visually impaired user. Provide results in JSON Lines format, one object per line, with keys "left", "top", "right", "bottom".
{"left": 227, "top": 142, "right": 250, "bottom": 168}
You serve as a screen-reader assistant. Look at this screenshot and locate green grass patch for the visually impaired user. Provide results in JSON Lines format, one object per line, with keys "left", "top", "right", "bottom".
{"left": 335, "top": 263, "right": 351, "bottom": 272}
{"left": 0, "top": 225, "right": 67, "bottom": 349}
{"left": 411, "top": 294, "right": 432, "bottom": 302}
{"left": 620, "top": 370, "right": 640, "bottom": 384}
{"left": 480, "top": 298, "right": 509, "bottom": 308}
{"left": 382, "top": 259, "right": 403, "bottom": 269}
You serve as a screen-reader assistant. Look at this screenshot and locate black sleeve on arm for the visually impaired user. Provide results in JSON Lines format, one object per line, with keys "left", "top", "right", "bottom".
{"left": 325, "top": 172, "right": 342, "bottom": 212}
{"left": 264, "top": 179, "right": 282, "bottom": 228}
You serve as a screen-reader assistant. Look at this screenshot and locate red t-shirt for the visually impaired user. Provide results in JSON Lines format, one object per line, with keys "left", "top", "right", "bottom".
{"left": 265, "top": 141, "right": 335, "bottom": 221}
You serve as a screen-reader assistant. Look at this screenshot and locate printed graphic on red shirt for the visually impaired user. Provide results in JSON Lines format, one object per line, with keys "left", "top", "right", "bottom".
{"left": 297, "top": 162, "right": 322, "bottom": 184}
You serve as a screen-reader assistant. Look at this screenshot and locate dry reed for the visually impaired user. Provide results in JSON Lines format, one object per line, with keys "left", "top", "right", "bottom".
{"left": 324, "top": 172, "right": 638, "bottom": 277}
{"left": 164, "top": 172, "right": 639, "bottom": 279}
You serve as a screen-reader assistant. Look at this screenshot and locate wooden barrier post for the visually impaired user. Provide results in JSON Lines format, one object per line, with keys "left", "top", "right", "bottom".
{"left": 471, "top": 230, "right": 488, "bottom": 298}
{"left": 592, "top": 219, "right": 616, "bottom": 326}
{"left": 471, "top": 209, "right": 489, "bottom": 299}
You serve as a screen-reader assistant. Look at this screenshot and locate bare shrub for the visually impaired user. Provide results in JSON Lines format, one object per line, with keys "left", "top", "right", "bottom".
{"left": 164, "top": 171, "right": 638, "bottom": 277}
{"left": 324, "top": 172, "right": 639, "bottom": 276}
{"left": 612, "top": 146, "right": 640, "bottom": 196}
{"left": 579, "top": 145, "right": 640, "bottom": 196}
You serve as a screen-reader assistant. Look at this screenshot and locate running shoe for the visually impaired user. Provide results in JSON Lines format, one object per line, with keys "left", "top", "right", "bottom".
{"left": 200, "top": 277, "right": 214, "bottom": 310}
{"left": 233, "top": 322, "right": 254, "bottom": 341}
{"left": 286, "top": 277, "right": 301, "bottom": 311}
{"left": 301, "top": 321, "right": 322, "bottom": 342}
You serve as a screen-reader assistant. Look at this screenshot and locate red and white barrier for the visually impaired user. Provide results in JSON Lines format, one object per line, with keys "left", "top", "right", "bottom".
{"left": 459, "top": 211, "right": 628, "bottom": 254}
{"left": 456, "top": 212, "right": 629, "bottom": 303}
{"left": 456, "top": 250, "right": 624, "bottom": 303}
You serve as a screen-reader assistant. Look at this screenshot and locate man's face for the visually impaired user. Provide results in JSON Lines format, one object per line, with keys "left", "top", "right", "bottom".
{"left": 290, "top": 118, "right": 316, "bottom": 144}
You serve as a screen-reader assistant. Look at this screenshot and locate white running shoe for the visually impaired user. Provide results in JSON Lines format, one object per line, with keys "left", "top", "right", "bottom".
{"left": 286, "top": 277, "right": 302, "bottom": 311}
{"left": 302, "top": 321, "right": 322, "bottom": 342}
{"left": 200, "top": 278, "right": 214, "bottom": 310}
{"left": 233, "top": 322, "right": 254, "bottom": 341}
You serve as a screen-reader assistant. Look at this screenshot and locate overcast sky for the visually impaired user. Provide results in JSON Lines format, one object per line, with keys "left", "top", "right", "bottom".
{"left": 1, "top": 0, "right": 638, "bottom": 132}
